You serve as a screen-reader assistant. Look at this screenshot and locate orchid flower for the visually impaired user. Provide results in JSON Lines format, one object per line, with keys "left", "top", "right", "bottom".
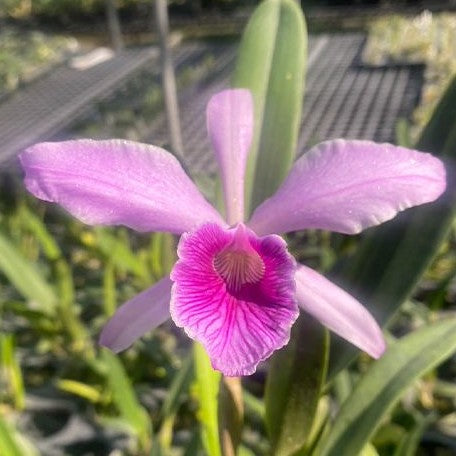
{"left": 19, "top": 89, "right": 446, "bottom": 376}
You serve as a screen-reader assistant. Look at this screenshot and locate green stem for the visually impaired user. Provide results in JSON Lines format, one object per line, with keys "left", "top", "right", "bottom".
{"left": 219, "top": 376, "right": 244, "bottom": 456}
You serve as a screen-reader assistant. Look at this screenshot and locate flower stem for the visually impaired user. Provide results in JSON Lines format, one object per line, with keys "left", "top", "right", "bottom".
{"left": 218, "top": 376, "right": 244, "bottom": 456}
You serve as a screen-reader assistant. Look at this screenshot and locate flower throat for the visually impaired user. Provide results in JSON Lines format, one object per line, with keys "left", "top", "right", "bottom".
{"left": 213, "top": 224, "right": 265, "bottom": 291}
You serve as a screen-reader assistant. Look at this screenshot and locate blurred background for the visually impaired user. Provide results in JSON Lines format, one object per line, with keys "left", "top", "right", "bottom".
{"left": 0, "top": 1, "right": 456, "bottom": 455}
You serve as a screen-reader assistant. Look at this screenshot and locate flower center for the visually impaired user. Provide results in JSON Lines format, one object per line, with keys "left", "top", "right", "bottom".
{"left": 213, "top": 224, "right": 265, "bottom": 291}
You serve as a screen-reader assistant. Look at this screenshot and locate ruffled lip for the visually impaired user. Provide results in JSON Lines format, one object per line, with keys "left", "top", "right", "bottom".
{"left": 170, "top": 223, "right": 298, "bottom": 376}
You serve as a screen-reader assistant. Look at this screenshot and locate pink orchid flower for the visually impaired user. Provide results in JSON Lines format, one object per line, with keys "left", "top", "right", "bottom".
{"left": 20, "top": 89, "right": 446, "bottom": 376}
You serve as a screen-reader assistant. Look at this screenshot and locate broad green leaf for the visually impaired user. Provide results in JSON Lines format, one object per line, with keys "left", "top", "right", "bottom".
{"left": 303, "top": 396, "right": 330, "bottom": 455}
{"left": 232, "top": 0, "right": 307, "bottom": 214}
{"left": 416, "top": 76, "right": 456, "bottom": 153}
{"left": 101, "top": 349, "right": 151, "bottom": 448}
{"left": 318, "top": 318, "right": 456, "bottom": 456}
{"left": 0, "top": 231, "right": 56, "bottom": 315}
{"left": 329, "top": 75, "right": 456, "bottom": 377}
{"left": 193, "top": 342, "right": 221, "bottom": 456}
{"left": 332, "top": 369, "right": 352, "bottom": 404}
{"left": 265, "top": 314, "right": 328, "bottom": 456}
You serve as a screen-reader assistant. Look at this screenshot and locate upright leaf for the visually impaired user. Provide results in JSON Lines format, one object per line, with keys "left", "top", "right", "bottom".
{"left": 159, "top": 356, "right": 193, "bottom": 450}
{"left": 0, "top": 334, "right": 25, "bottom": 410}
{"left": 0, "top": 415, "right": 38, "bottom": 456}
{"left": 232, "top": 0, "right": 307, "bottom": 214}
{"left": 149, "top": 232, "right": 176, "bottom": 279}
{"left": 265, "top": 314, "right": 328, "bottom": 456}
{"left": 318, "top": 318, "right": 456, "bottom": 456}
{"left": 17, "top": 205, "right": 87, "bottom": 343}
{"left": 193, "top": 343, "right": 221, "bottom": 456}
{"left": 101, "top": 349, "right": 151, "bottom": 450}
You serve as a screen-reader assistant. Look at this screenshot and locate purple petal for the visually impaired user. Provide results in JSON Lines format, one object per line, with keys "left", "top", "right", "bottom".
{"left": 99, "top": 277, "right": 172, "bottom": 352}
{"left": 207, "top": 89, "right": 253, "bottom": 225}
{"left": 295, "top": 265, "right": 385, "bottom": 358}
{"left": 20, "top": 139, "right": 224, "bottom": 234}
{"left": 170, "top": 223, "right": 298, "bottom": 376}
{"left": 248, "top": 139, "right": 446, "bottom": 235}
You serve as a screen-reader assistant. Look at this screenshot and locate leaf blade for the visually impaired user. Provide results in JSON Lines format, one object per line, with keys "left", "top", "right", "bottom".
{"left": 318, "top": 318, "right": 456, "bottom": 456}
{"left": 265, "top": 314, "right": 328, "bottom": 456}
{"left": 193, "top": 343, "right": 222, "bottom": 456}
{"left": 0, "top": 231, "right": 56, "bottom": 315}
{"left": 233, "top": 0, "right": 307, "bottom": 214}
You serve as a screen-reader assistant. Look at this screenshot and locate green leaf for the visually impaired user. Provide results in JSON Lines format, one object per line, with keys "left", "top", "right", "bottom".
{"left": 416, "top": 76, "right": 456, "bottom": 153}
{"left": 149, "top": 232, "right": 176, "bottom": 279}
{"left": 243, "top": 390, "right": 265, "bottom": 420}
{"left": 395, "top": 118, "right": 412, "bottom": 148}
{"left": 317, "top": 318, "right": 456, "bottom": 456}
{"left": 17, "top": 205, "right": 87, "bottom": 344}
{"left": 95, "top": 227, "right": 149, "bottom": 281}
{"left": 102, "top": 259, "right": 117, "bottom": 317}
{"left": 0, "top": 415, "right": 38, "bottom": 456}
{"left": 393, "top": 414, "right": 435, "bottom": 456}
{"left": 329, "top": 75, "right": 456, "bottom": 377}
{"left": 360, "top": 443, "right": 380, "bottom": 456}
{"left": 158, "top": 356, "right": 193, "bottom": 450}
{"left": 193, "top": 343, "right": 221, "bottom": 456}
{"left": 0, "top": 231, "right": 56, "bottom": 315}
{"left": 101, "top": 349, "right": 151, "bottom": 448}
{"left": 303, "top": 396, "right": 330, "bottom": 455}
{"left": 265, "top": 314, "right": 328, "bottom": 456}
{"left": 232, "top": 0, "right": 307, "bottom": 214}
{"left": 0, "top": 418, "right": 22, "bottom": 456}
{"left": 17, "top": 204, "right": 61, "bottom": 260}
{"left": 238, "top": 445, "right": 256, "bottom": 456}
{"left": 332, "top": 369, "right": 353, "bottom": 405}
{"left": 56, "top": 379, "right": 102, "bottom": 403}
{"left": 182, "top": 431, "right": 201, "bottom": 456}
{"left": 2, "top": 301, "right": 56, "bottom": 334}
{"left": 161, "top": 353, "right": 193, "bottom": 420}
{"left": 0, "top": 334, "right": 25, "bottom": 410}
